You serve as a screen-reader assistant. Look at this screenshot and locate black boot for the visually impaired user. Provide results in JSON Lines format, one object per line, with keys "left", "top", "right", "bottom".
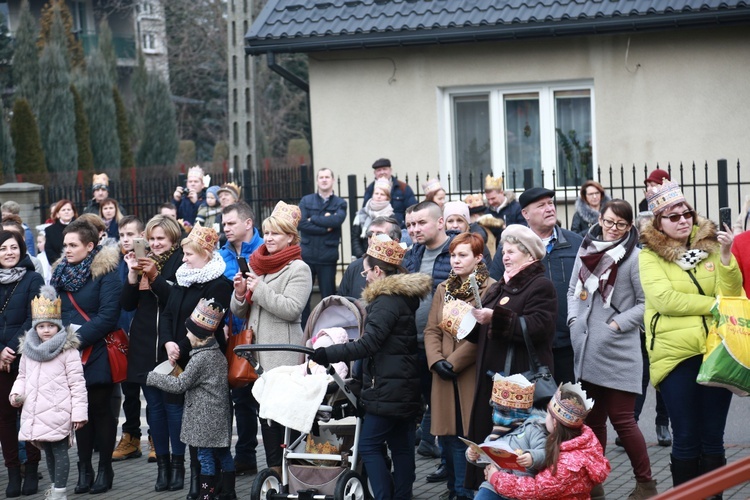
{"left": 155, "top": 455, "right": 171, "bottom": 492}
{"left": 700, "top": 454, "right": 727, "bottom": 500}
{"left": 186, "top": 462, "right": 200, "bottom": 500}
{"left": 199, "top": 474, "right": 216, "bottom": 500}
{"left": 89, "top": 462, "right": 113, "bottom": 494}
{"left": 168, "top": 454, "right": 185, "bottom": 491}
{"left": 6, "top": 467, "right": 22, "bottom": 498}
{"left": 20, "top": 462, "right": 38, "bottom": 495}
{"left": 217, "top": 471, "right": 236, "bottom": 500}
{"left": 670, "top": 454, "right": 700, "bottom": 488}
{"left": 74, "top": 461, "right": 94, "bottom": 494}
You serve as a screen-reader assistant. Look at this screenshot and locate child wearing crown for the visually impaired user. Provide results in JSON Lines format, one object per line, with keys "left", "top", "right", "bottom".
{"left": 10, "top": 286, "right": 88, "bottom": 499}
{"left": 147, "top": 298, "right": 234, "bottom": 500}
{"left": 475, "top": 382, "right": 611, "bottom": 500}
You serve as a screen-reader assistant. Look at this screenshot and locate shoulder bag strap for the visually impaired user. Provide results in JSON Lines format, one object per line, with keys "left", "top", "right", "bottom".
{"left": 519, "top": 316, "right": 543, "bottom": 372}
{"left": 66, "top": 291, "right": 93, "bottom": 364}
{"left": 685, "top": 270, "right": 711, "bottom": 336}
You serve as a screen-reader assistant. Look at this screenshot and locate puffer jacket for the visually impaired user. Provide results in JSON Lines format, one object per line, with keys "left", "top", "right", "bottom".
{"left": 488, "top": 425, "right": 611, "bottom": 499}
{"left": 639, "top": 217, "right": 743, "bottom": 387}
{"left": 325, "top": 273, "right": 432, "bottom": 419}
{"left": 12, "top": 328, "right": 87, "bottom": 444}
{"left": 0, "top": 255, "right": 43, "bottom": 357}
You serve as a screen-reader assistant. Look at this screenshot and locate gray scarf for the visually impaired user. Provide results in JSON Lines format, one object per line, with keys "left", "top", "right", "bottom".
{"left": 0, "top": 266, "right": 26, "bottom": 285}
{"left": 20, "top": 329, "right": 69, "bottom": 363}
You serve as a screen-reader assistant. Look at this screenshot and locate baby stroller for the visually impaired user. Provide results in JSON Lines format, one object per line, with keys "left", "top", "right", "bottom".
{"left": 235, "top": 295, "right": 370, "bottom": 500}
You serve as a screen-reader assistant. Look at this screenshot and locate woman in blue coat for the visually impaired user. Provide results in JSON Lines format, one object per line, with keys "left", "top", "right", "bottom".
{"left": 51, "top": 219, "right": 122, "bottom": 495}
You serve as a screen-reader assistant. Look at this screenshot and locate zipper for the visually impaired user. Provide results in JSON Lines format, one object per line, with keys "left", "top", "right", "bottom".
{"left": 649, "top": 312, "right": 661, "bottom": 350}
{"left": 154, "top": 300, "right": 160, "bottom": 364}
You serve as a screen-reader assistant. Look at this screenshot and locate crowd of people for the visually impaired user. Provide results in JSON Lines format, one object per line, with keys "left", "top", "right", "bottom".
{"left": 0, "top": 159, "right": 748, "bottom": 500}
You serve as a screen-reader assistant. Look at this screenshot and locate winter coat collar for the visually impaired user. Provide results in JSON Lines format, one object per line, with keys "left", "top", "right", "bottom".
{"left": 50, "top": 244, "right": 120, "bottom": 280}
{"left": 639, "top": 216, "right": 718, "bottom": 263}
{"left": 574, "top": 197, "right": 610, "bottom": 225}
{"left": 18, "top": 327, "right": 80, "bottom": 362}
{"left": 361, "top": 273, "right": 432, "bottom": 305}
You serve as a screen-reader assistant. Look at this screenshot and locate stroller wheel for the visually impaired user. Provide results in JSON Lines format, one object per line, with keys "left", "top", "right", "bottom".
{"left": 334, "top": 470, "right": 366, "bottom": 500}
{"left": 250, "top": 468, "right": 282, "bottom": 500}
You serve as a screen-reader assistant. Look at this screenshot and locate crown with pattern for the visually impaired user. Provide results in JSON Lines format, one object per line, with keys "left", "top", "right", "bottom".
{"left": 548, "top": 382, "right": 595, "bottom": 428}
{"left": 422, "top": 178, "right": 442, "bottom": 195}
{"left": 217, "top": 182, "right": 241, "bottom": 201}
{"left": 646, "top": 180, "right": 686, "bottom": 215}
{"left": 271, "top": 201, "right": 302, "bottom": 228}
{"left": 31, "top": 285, "right": 64, "bottom": 331}
{"left": 187, "top": 165, "right": 204, "bottom": 179}
{"left": 185, "top": 223, "right": 219, "bottom": 253}
{"left": 491, "top": 373, "right": 535, "bottom": 410}
{"left": 374, "top": 178, "right": 392, "bottom": 194}
{"left": 440, "top": 299, "right": 477, "bottom": 340}
{"left": 366, "top": 233, "right": 406, "bottom": 266}
{"left": 92, "top": 173, "right": 109, "bottom": 191}
{"left": 484, "top": 174, "right": 504, "bottom": 191}
{"left": 464, "top": 193, "right": 485, "bottom": 208}
{"left": 185, "top": 298, "right": 226, "bottom": 339}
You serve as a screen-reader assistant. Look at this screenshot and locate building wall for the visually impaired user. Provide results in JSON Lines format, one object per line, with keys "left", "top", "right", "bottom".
{"left": 307, "top": 26, "right": 750, "bottom": 197}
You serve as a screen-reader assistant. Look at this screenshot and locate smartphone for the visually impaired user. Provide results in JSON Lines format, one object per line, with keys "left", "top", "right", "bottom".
{"left": 133, "top": 238, "right": 148, "bottom": 259}
{"left": 719, "top": 207, "right": 732, "bottom": 231}
{"left": 237, "top": 257, "right": 250, "bottom": 275}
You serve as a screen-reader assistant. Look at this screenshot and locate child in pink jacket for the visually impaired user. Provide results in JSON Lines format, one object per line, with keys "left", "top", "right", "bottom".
{"left": 10, "top": 286, "right": 88, "bottom": 500}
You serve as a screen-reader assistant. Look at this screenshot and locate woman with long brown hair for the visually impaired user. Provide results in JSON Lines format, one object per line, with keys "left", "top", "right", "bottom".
{"left": 44, "top": 199, "right": 78, "bottom": 263}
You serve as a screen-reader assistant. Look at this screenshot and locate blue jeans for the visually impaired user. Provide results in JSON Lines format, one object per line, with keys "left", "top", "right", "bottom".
{"left": 142, "top": 385, "right": 186, "bottom": 456}
{"left": 658, "top": 355, "right": 732, "bottom": 460}
{"left": 360, "top": 413, "right": 415, "bottom": 500}
{"left": 231, "top": 384, "right": 258, "bottom": 466}
{"left": 197, "top": 447, "right": 234, "bottom": 475}
{"left": 439, "top": 435, "right": 472, "bottom": 497}
{"left": 474, "top": 486, "right": 512, "bottom": 500}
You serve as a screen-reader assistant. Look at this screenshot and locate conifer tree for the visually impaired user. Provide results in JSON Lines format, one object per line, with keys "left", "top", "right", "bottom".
{"left": 11, "top": 98, "right": 47, "bottom": 184}
{"left": 0, "top": 100, "right": 15, "bottom": 180}
{"left": 98, "top": 19, "right": 117, "bottom": 84}
{"left": 38, "top": 42, "right": 77, "bottom": 175}
{"left": 129, "top": 50, "right": 148, "bottom": 146}
{"left": 81, "top": 50, "right": 120, "bottom": 178}
{"left": 38, "top": 0, "right": 85, "bottom": 69}
{"left": 13, "top": 0, "right": 39, "bottom": 106}
{"left": 136, "top": 73, "right": 178, "bottom": 168}
{"left": 71, "top": 85, "right": 94, "bottom": 176}
{"left": 113, "top": 87, "right": 134, "bottom": 177}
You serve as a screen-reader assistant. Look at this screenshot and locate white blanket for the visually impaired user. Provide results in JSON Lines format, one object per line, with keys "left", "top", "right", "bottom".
{"left": 252, "top": 365, "right": 330, "bottom": 433}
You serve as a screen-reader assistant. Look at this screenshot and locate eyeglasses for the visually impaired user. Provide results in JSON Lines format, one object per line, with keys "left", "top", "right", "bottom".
{"left": 661, "top": 210, "right": 694, "bottom": 223}
{"left": 360, "top": 267, "right": 371, "bottom": 278}
{"left": 600, "top": 218, "right": 629, "bottom": 231}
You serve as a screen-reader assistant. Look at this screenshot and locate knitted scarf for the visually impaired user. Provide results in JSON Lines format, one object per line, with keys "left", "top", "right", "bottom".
{"left": 0, "top": 266, "right": 26, "bottom": 285}
{"left": 51, "top": 246, "right": 101, "bottom": 293}
{"left": 503, "top": 260, "right": 536, "bottom": 284}
{"left": 574, "top": 225, "right": 638, "bottom": 308}
{"left": 444, "top": 262, "right": 489, "bottom": 302}
{"left": 139, "top": 245, "right": 177, "bottom": 290}
{"left": 175, "top": 252, "right": 226, "bottom": 287}
{"left": 245, "top": 243, "right": 302, "bottom": 304}
{"left": 358, "top": 200, "right": 394, "bottom": 237}
{"left": 19, "top": 328, "right": 69, "bottom": 363}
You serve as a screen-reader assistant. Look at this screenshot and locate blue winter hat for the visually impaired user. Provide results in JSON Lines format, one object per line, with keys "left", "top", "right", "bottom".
{"left": 206, "top": 185, "right": 220, "bottom": 200}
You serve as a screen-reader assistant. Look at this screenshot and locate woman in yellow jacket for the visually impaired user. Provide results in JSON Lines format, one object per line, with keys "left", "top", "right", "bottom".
{"left": 639, "top": 181, "right": 742, "bottom": 495}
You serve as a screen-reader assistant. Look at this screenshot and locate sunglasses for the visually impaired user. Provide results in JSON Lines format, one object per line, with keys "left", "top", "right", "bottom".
{"left": 661, "top": 210, "right": 694, "bottom": 223}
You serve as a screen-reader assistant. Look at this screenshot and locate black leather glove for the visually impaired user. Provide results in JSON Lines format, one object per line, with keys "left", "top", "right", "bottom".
{"left": 310, "top": 348, "right": 329, "bottom": 366}
{"left": 432, "top": 360, "right": 458, "bottom": 380}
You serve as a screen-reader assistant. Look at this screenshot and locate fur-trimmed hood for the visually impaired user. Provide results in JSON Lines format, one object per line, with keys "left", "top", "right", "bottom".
{"left": 476, "top": 213, "right": 506, "bottom": 229}
{"left": 361, "top": 272, "right": 432, "bottom": 305}
{"left": 574, "top": 196, "right": 610, "bottom": 224}
{"left": 639, "top": 216, "right": 719, "bottom": 263}
{"left": 51, "top": 244, "right": 120, "bottom": 279}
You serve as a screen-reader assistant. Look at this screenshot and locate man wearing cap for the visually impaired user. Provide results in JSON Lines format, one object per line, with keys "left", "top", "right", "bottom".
{"left": 172, "top": 166, "right": 207, "bottom": 225}
{"left": 362, "top": 158, "right": 417, "bottom": 228}
{"left": 489, "top": 187, "right": 582, "bottom": 385}
{"left": 299, "top": 168, "right": 347, "bottom": 308}
{"left": 638, "top": 169, "right": 671, "bottom": 213}
{"left": 84, "top": 173, "right": 110, "bottom": 215}
{"left": 217, "top": 183, "right": 241, "bottom": 208}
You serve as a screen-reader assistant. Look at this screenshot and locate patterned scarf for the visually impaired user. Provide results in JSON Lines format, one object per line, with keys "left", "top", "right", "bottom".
{"left": 139, "top": 245, "right": 178, "bottom": 290}
{"left": 445, "top": 262, "right": 489, "bottom": 302}
{"left": 574, "top": 225, "right": 638, "bottom": 309}
{"left": 0, "top": 266, "right": 26, "bottom": 285}
{"left": 175, "top": 251, "right": 226, "bottom": 287}
{"left": 246, "top": 243, "right": 302, "bottom": 304}
{"left": 675, "top": 249, "right": 709, "bottom": 270}
{"left": 51, "top": 246, "right": 101, "bottom": 293}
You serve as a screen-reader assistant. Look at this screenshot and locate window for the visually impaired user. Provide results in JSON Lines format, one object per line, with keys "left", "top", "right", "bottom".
{"left": 142, "top": 32, "right": 156, "bottom": 51}
{"left": 232, "top": 88, "right": 237, "bottom": 114}
{"left": 245, "top": 88, "right": 250, "bottom": 113}
{"left": 232, "top": 22, "right": 236, "bottom": 46}
{"left": 246, "top": 121, "right": 251, "bottom": 146}
{"left": 233, "top": 122, "right": 239, "bottom": 147}
{"left": 444, "top": 82, "right": 594, "bottom": 190}
{"left": 141, "top": 2, "right": 154, "bottom": 15}
{"left": 72, "top": 0, "right": 86, "bottom": 33}
{"left": 232, "top": 55, "right": 237, "bottom": 81}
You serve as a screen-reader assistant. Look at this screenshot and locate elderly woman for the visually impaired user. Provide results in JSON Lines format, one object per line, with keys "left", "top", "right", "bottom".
{"left": 424, "top": 232, "right": 494, "bottom": 500}
{"left": 44, "top": 199, "right": 77, "bottom": 263}
{"left": 121, "top": 215, "right": 184, "bottom": 492}
{"left": 51, "top": 219, "right": 122, "bottom": 494}
{"left": 156, "top": 224, "right": 232, "bottom": 498}
{"left": 231, "top": 201, "right": 312, "bottom": 473}
{"left": 571, "top": 181, "right": 610, "bottom": 236}
{"left": 0, "top": 230, "right": 44, "bottom": 496}
{"left": 465, "top": 224, "right": 557, "bottom": 490}
{"left": 639, "top": 182, "right": 743, "bottom": 493}
{"left": 568, "top": 199, "right": 656, "bottom": 499}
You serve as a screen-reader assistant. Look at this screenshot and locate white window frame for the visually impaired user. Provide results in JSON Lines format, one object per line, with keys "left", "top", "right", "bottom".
{"left": 438, "top": 80, "right": 596, "bottom": 195}
{"left": 142, "top": 32, "right": 157, "bottom": 52}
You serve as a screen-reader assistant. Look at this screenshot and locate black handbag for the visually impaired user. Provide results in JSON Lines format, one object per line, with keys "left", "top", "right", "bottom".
{"left": 504, "top": 317, "right": 557, "bottom": 408}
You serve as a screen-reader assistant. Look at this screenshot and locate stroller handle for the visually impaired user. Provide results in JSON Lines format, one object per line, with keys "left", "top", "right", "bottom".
{"left": 233, "top": 343, "right": 314, "bottom": 356}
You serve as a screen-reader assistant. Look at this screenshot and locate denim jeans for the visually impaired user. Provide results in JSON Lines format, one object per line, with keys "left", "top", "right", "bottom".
{"left": 360, "top": 413, "right": 415, "bottom": 500}
{"left": 231, "top": 384, "right": 258, "bottom": 466}
{"left": 658, "top": 355, "right": 732, "bottom": 460}
{"left": 474, "top": 485, "right": 513, "bottom": 500}
{"left": 197, "top": 447, "right": 234, "bottom": 475}
{"left": 439, "top": 435, "right": 472, "bottom": 497}
{"left": 142, "top": 385, "right": 186, "bottom": 456}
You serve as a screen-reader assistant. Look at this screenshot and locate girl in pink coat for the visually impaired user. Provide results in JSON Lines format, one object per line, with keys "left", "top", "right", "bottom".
{"left": 477, "top": 383, "right": 611, "bottom": 500}
{"left": 10, "top": 286, "right": 88, "bottom": 500}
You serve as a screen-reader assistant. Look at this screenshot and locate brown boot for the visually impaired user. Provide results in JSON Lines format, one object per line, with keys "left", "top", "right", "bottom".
{"left": 147, "top": 435, "right": 157, "bottom": 463}
{"left": 628, "top": 479, "right": 658, "bottom": 499}
{"left": 112, "top": 432, "right": 142, "bottom": 461}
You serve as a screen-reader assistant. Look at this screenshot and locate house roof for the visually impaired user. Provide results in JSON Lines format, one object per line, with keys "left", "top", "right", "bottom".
{"left": 246, "top": 0, "right": 750, "bottom": 55}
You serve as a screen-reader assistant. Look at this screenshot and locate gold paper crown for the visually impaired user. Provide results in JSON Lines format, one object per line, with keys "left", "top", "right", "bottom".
{"left": 186, "top": 223, "right": 219, "bottom": 252}
{"left": 422, "top": 178, "right": 442, "bottom": 195}
{"left": 491, "top": 373, "right": 535, "bottom": 410}
{"left": 440, "top": 300, "right": 476, "bottom": 340}
{"left": 549, "top": 382, "right": 595, "bottom": 428}
{"left": 186, "top": 298, "right": 226, "bottom": 338}
{"left": 218, "top": 182, "right": 241, "bottom": 200}
{"left": 646, "top": 181, "right": 686, "bottom": 215}
{"left": 187, "top": 165, "right": 204, "bottom": 179}
{"left": 271, "top": 201, "right": 302, "bottom": 228}
{"left": 484, "top": 175, "right": 504, "bottom": 191}
{"left": 366, "top": 234, "right": 406, "bottom": 266}
{"left": 374, "top": 178, "right": 392, "bottom": 193}
{"left": 31, "top": 286, "right": 62, "bottom": 323}
{"left": 92, "top": 173, "right": 109, "bottom": 190}
{"left": 464, "top": 193, "right": 485, "bottom": 208}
